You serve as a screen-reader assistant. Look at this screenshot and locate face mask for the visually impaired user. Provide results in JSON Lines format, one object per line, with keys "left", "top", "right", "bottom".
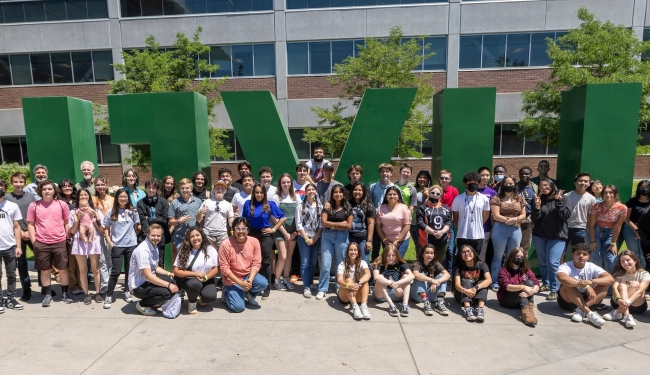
{"left": 429, "top": 197, "right": 440, "bottom": 203}
{"left": 0, "top": 189, "right": 5, "bottom": 199}
{"left": 640, "top": 188, "right": 650, "bottom": 196}
{"left": 467, "top": 183, "right": 478, "bottom": 192}
{"left": 502, "top": 185, "right": 515, "bottom": 193}
{"left": 494, "top": 175, "right": 505, "bottom": 183}
{"left": 513, "top": 257, "right": 525, "bottom": 266}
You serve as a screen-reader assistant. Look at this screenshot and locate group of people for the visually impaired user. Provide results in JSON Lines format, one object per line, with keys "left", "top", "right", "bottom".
{"left": 0, "top": 150, "right": 647, "bottom": 327}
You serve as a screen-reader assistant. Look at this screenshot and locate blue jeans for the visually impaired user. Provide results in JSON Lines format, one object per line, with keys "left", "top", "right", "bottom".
{"left": 567, "top": 227, "right": 588, "bottom": 247}
{"left": 623, "top": 224, "right": 646, "bottom": 269}
{"left": 532, "top": 235, "right": 566, "bottom": 293}
{"left": 396, "top": 238, "right": 410, "bottom": 259}
{"left": 490, "top": 222, "right": 522, "bottom": 287}
{"left": 410, "top": 273, "right": 447, "bottom": 302}
{"left": 446, "top": 229, "right": 455, "bottom": 273}
{"left": 297, "top": 236, "right": 321, "bottom": 288}
{"left": 319, "top": 229, "right": 349, "bottom": 293}
{"left": 591, "top": 225, "right": 617, "bottom": 272}
{"left": 223, "top": 273, "right": 268, "bottom": 313}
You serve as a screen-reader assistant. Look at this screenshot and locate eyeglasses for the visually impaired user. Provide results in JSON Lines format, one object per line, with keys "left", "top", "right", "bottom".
{"left": 461, "top": 251, "right": 473, "bottom": 255}
{"left": 430, "top": 192, "right": 441, "bottom": 196}
{"left": 234, "top": 227, "right": 248, "bottom": 232}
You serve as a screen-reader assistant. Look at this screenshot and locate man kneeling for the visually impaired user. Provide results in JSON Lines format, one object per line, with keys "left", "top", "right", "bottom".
{"left": 129, "top": 224, "right": 178, "bottom": 316}
{"left": 556, "top": 243, "right": 614, "bottom": 327}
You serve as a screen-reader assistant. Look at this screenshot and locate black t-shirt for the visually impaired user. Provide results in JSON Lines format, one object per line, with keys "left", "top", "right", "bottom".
{"left": 377, "top": 263, "right": 410, "bottom": 288}
{"left": 411, "top": 260, "right": 445, "bottom": 278}
{"left": 323, "top": 207, "right": 349, "bottom": 222}
{"left": 192, "top": 189, "right": 208, "bottom": 200}
{"left": 349, "top": 203, "right": 376, "bottom": 240}
{"left": 453, "top": 261, "right": 489, "bottom": 285}
{"left": 626, "top": 197, "right": 650, "bottom": 224}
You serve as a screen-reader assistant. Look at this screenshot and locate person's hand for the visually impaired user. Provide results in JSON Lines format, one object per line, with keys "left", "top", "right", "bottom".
{"left": 107, "top": 240, "right": 114, "bottom": 249}
{"left": 430, "top": 278, "right": 440, "bottom": 287}
{"left": 198, "top": 205, "right": 207, "bottom": 215}
{"left": 76, "top": 210, "right": 85, "bottom": 220}
{"left": 589, "top": 241, "right": 598, "bottom": 251}
{"left": 636, "top": 232, "right": 641, "bottom": 240}
{"left": 519, "top": 286, "right": 534, "bottom": 297}
{"left": 240, "top": 279, "right": 253, "bottom": 291}
{"left": 608, "top": 244, "right": 618, "bottom": 255}
{"left": 464, "top": 288, "right": 476, "bottom": 298}
{"left": 392, "top": 240, "right": 400, "bottom": 247}
{"left": 616, "top": 298, "right": 630, "bottom": 309}
{"left": 394, "top": 287, "right": 404, "bottom": 298}
{"left": 15, "top": 247, "right": 22, "bottom": 257}
{"left": 365, "top": 241, "right": 372, "bottom": 251}
{"left": 179, "top": 215, "right": 191, "bottom": 224}
{"left": 554, "top": 190, "right": 565, "bottom": 201}
{"left": 305, "top": 237, "right": 313, "bottom": 246}
{"left": 290, "top": 232, "right": 297, "bottom": 241}
{"left": 534, "top": 196, "right": 541, "bottom": 209}
{"left": 262, "top": 228, "right": 274, "bottom": 235}
{"left": 195, "top": 272, "right": 205, "bottom": 280}
{"left": 284, "top": 232, "right": 291, "bottom": 241}
{"left": 433, "top": 230, "right": 442, "bottom": 239}
{"left": 168, "top": 283, "right": 179, "bottom": 293}
{"left": 584, "top": 285, "right": 596, "bottom": 301}
{"left": 348, "top": 283, "right": 359, "bottom": 292}
{"left": 21, "top": 230, "right": 29, "bottom": 241}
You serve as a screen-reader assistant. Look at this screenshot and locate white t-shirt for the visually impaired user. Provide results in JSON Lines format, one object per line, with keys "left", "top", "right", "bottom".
{"left": 618, "top": 269, "right": 650, "bottom": 284}
{"left": 565, "top": 191, "right": 596, "bottom": 229}
{"left": 557, "top": 261, "right": 605, "bottom": 292}
{"left": 271, "top": 194, "right": 301, "bottom": 205}
{"left": 451, "top": 192, "right": 490, "bottom": 240}
{"left": 231, "top": 191, "right": 251, "bottom": 217}
{"left": 266, "top": 185, "right": 277, "bottom": 198}
{"left": 173, "top": 245, "right": 219, "bottom": 275}
{"left": 306, "top": 159, "right": 330, "bottom": 181}
{"left": 0, "top": 200, "right": 22, "bottom": 250}
{"left": 128, "top": 239, "right": 159, "bottom": 291}
{"left": 293, "top": 180, "right": 308, "bottom": 200}
{"left": 201, "top": 199, "right": 234, "bottom": 236}
{"left": 337, "top": 260, "right": 369, "bottom": 282}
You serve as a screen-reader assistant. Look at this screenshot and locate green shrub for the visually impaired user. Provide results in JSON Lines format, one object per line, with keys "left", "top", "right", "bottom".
{"left": 0, "top": 163, "right": 31, "bottom": 192}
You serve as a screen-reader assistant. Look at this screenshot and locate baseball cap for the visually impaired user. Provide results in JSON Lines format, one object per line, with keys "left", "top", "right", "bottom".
{"left": 213, "top": 180, "right": 228, "bottom": 188}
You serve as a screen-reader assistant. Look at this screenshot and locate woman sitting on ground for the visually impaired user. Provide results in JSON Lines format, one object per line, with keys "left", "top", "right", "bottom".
{"left": 173, "top": 227, "right": 220, "bottom": 314}
{"left": 497, "top": 247, "right": 539, "bottom": 326}
{"left": 453, "top": 244, "right": 491, "bottom": 322}
{"left": 603, "top": 250, "right": 650, "bottom": 328}
{"left": 372, "top": 244, "right": 414, "bottom": 318}
{"left": 410, "top": 244, "right": 450, "bottom": 316}
{"left": 337, "top": 242, "right": 371, "bottom": 321}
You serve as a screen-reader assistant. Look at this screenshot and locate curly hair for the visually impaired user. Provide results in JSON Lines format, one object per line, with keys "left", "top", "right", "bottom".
{"left": 176, "top": 226, "right": 212, "bottom": 271}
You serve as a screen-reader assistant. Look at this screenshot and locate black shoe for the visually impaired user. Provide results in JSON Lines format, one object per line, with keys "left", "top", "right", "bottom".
{"left": 389, "top": 304, "right": 399, "bottom": 317}
{"left": 5, "top": 297, "right": 23, "bottom": 310}
{"left": 474, "top": 307, "right": 485, "bottom": 322}
{"left": 595, "top": 303, "right": 608, "bottom": 311}
{"left": 20, "top": 289, "right": 31, "bottom": 302}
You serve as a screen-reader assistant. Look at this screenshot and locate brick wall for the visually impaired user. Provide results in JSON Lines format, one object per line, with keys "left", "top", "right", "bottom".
{"left": 220, "top": 78, "right": 276, "bottom": 96}
{"left": 458, "top": 69, "right": 552, "bottom": 93}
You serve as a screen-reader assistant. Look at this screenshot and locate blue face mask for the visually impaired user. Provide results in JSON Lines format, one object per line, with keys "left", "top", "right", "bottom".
{"left": 494, "top": 175, "right": 505, "bottom": 183}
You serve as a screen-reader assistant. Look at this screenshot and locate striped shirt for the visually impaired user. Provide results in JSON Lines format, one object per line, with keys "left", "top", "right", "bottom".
{"left": 128, "top": 239, "right": 159, "bottom": 291}
{"left": 168, "top": 195, "right": 203, "bottom": 244}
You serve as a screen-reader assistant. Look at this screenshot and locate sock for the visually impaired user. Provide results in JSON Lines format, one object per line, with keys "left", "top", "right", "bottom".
{"left": 62, "top": 285, "right": 69, "bottom": 294}
{"left": 436, "top": 296, "right": 443, "bottom": 302}
{"left": 360, "top": 303, "right": 367, "bottom": 308}
{"left": 352, "top": 303, "right": 359, "bottom": 309}
{"left": 43, "top": 285, "right": 51, "bottom": 296}
{"left": 420, "top": 292, "right": 429, "bottom": 302}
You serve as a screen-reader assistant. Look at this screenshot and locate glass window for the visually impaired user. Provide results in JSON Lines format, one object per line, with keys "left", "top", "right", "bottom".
{"left": 214, "top": 131, "right": 236, "bottom": 161}
{"left": 45, "top": 0, "right": 67, "bottom": 21}
{"left": 253, "top": 44, "right": 275, "bottom": 76}
{"left": 72, "top": 52, "right": 94, "bottom": 82}
{"left": 51, "top": 53, "right": 73, "bottom": 83}
{"left": 142, "top": 0, "right": 164, "bottom": 16}
{"left": 207, "top": 0, "right": 229, "bottom": 12}
{"left": 231, "top": 45, "right": 253, "bottom": 76}
{"left": 30, "top": 54, "right": 52, "bottom": 84}
{"left": 493, "top": 124, "right": 501, "bottom": 155}
{"left": 3, "top": 3, "right": 26, "bottom": 23}
{"left": 87, "top": 0, "right": 109, "bottom": 18}
{"left": 500, "top": 124, "right": 523, "bottom": 155}
{"left": 163, "top": 0, "right": 188, "bottom": 14}
{"left": 67, "top": 0, "right": 89, "bottom": 20}
{"left": 330, "top": 0, "right": 353, "bottom": 6}
{"left": 287, "top": 43, "right": 308, "bottom": 75}
{"left": 10, "top": 55, "right": 31, "bottom": 85}
{"left": 331, "top": 40, "right": 353, "bottom": 68}
{"left": 122, "top": 0, "right": 143, "bottom": 16}
{"left": 289, "top": 129, "right": 311, "bottom": 159}
{"left": 309, "top": 0, "right": 330, "bottom": 8}
{"left": 643, "top": 29, "right": 650, "bottom": 61}
{"left": 211, "top": 46, "right": 232, "bottom": 77}
{"left": 423, "top": 36, "right": 446, "bottom": 70}
{"left": 186, "top": 0, "right": 208, "bottom": 12}
{"left": 482, "top": 34, "right": 506, "bottom": 68}
{"left": 353, "top": 0, "right": 375, "bottom": 5}
{"left": 459, "top": 35, "right": 482, "bottom": 69}
{"left": 24, "top": 2, "right": 47, "bottom": 22}
{"left": 231, "top": 0, "right": 252, "bottom": 11}
{"left": 309, "top": 42, "right": 331, "bottom": 74}
{"left": 1, "top": 138, "right": 23, "bottom": 164}
{"left": 530, "top": 32, "right": 554, "bottom": 66}
{"left": 95, "top": 135, "right": 102, "bottom": 163}
{"left": 377, "top": 0, "right": 398, "bottom": 4}
{"left": 234, "top": 133, "right": 246, "bottom": 160}
{"left": 252, "top": 0, "right": 273, "bottom": 10}
{"left": 353, "top": 40, "right": 365, "bottom": 57}
{"left": 421, "top": 131, "right": 432, "bottom": 157}
{"left": 524, "top": 134, "right": 546, "bottom": 155}
{"left": 92, "top": 51, "right": 114, "bottom": 81}
{"left": 286, "top": 0, "right": 307, "bottom": 9}
{"left": 99, "top": 135, "right": 121, "bottom": 163}
{"left": 0, "top": 56, "right": 11, "bottom": 86}
{"left": 506, "top": 33, "right": 529, "bottom": 67}
{"left": 20, "top": 137, "right": 29, "bottom": 164}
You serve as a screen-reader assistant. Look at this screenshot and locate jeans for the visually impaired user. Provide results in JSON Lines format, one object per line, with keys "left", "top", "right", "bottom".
{"left": 175, "top": 277, "right": 217, "bottom": 304}
{"left": 490, "top": 222, "right": 522, "bottom": 287}
{"left": 623, "top": 224, "right": 646, "bottom": 269}
{"left": 567, "top": 227, "right": 588, "bottom": 247}
{"left": 445, "top": 229, "right": 456, "bottom": 273}
{"left": 98, "top": 235, "right": 111, "bottom": 294}
{"left": 107, "top": 245, "right": 137, "bottom": 297}
{"left": 319, "top": 229, "right": 349, "bottom": 293}
{"left": 297, "top": 236, "right": 321, "bottom": 288}
{"left": 591, "top": 225, "right": 616, "bottom": 272}
{"left": 395, "top": 239, "right": 410, "bottom": 259}
{"left": 223, "top": 273, "right": 268, "bottom": 313}
{"left": 0, "top": 247, "right": 17, "bottom": 298}
{"left": 532, "top": 236, "right": 565, "bottom": 293}
{"left": 500, "top": 279, "right": 535, "bottom": 309}
{"left": 17, "top": 240, "right": 31, "bottom": 292}
{"left": 410, "top": 273, "right": 447, "bottom": 302}
{"left": 132, "top": 274, "right": 174, "bottom": 308}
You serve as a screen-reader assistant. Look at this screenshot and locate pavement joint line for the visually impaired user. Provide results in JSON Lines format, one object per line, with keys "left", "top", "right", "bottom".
{"left": 621, "top": 344, "right": 650, "bottom": 357}
{"left": 397, "top": 316, "right": 422, "bottom": 375}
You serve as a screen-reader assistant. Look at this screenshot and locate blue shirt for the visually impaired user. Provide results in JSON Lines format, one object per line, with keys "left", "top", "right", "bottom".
{"left": 125, "top": 187, "right": 146, "bottom": 207}
{"left": 369, "top": 181, "right": 393, "bottom": 209}
{"left": 242, "top": 200, "right": 285, "bottom": 229}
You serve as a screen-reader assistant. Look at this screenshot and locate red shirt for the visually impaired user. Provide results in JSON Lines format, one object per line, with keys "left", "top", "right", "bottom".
{"left": 218, "top": 236, "right": 261, "bottom": 286}
{"left": 497, "top": 267, "right": 539, "bottom": 305}
{"left": 441, "top": 186, "right": 459, "bottom": 207}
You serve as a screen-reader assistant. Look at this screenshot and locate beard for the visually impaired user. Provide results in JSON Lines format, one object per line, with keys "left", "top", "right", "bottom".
{"left": 314, "top": 156, "right": 323, "bottom": 162}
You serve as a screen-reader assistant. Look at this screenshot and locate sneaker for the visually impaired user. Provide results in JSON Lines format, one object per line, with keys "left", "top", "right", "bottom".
{"left": 401, "top": 303, "right": 410, "bottom": 317}
{"left": 586, "top": 311, "right": 605, "bottom": 327}
{"left": 571, "top": 308, "right": 585, "bottom": 322}
{"left": 388, "top": 304, "right": 399, "bottom": 317}
{"left": 423, "top": 301, "right": 434, "bottom": 316}
{"left": 124, "top": 291, "right": 134, "bottom": 303}
{"left": 42, "top": 294, "right": 53, "bottom": 307}
{"left": 433, "top": 300, "right": 449, "bottom": 316}
{"left": 352, "top": 304, "right": 363, "bottom": 320}
{"left": 274, "top": 279, "right": 285, "bottom": 291}
{"left": 624, "top": 314, "right": 637, "bottom": 328}
{"left": 0, "top": 304, "right": 4, "bottom": 313}
{"left": 283, "top": 278, "right": 295, "bottom": 291}
{"left": 62, "top": 292, "right": 73, "bottom": 304}
{"left": 188, "top": 302, "right": 197, "bottom": 314}
{"left": 103, "top": 296, "right": 112, "bottom": 309}
{"left": 5, "top": 297, "right": 23, "bottom": 310}
{"left": 546, "top": 292, "right": 558, "bottom": 301}
{"left": 72, "top": 289, "right": 84, "bottom": 295}
{"left": 83, "top": 294, "right": 92, "bottom": 305}
{"left": 261, "top": 288, "right": 270, "bottom": 300}
{"left": 245, "top": 291, "right": 259, "bottom": 306}
{"left": 489, "top": 285, "right": 499, "bottom": 293}
{"left": 20, "top": 289, "right": 31, "bottom": 302}
{"left": 94, "top": 294, "right": 104, "bottom": 304}
{"left": 595, "top": 303, "right": 608, "bottom": 311}
{"left": 540, "top": 285, "right": 550, "bottom": 292}
{"left": 360, "top": 303, "right": 371, "bottom": 320}
{"left": 316, "top": 291, "right": 325, "bottom": 300}
{"left": 136, "top": 301, "right": 157, "bottom": 316}
{"left": 603, "top": 310, "right": 623, "bottom": 321}
{"left": 303, "top": 288, "right": 312, "bottom": 298}
{"left": 474, "top": 307, "right": 485, "bottom": 322}
{"left": 464, "top": 306, "right": 476, "bottom": 321}
{"left": 329, "top": 275, "right": 336, "bottom": 282}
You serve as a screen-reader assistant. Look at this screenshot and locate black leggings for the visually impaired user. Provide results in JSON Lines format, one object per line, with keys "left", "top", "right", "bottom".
{"left": 107, "top": 245, "right": 136, "bottom": 297}
{"left": 249, "top": 229, "right": 274, "bottom": 292}
{"left": 500, "top": 279, "right": 535, "bottom": 309}
{"left": 175, "top": 277, "right": 217, "bottom": 303}
{"left": 454, "top": 279, "right": 488, "bottom": 305}
{"left": 611, "top": 298, "right": 648, "bottom": 314}
{"left": 132, "top": 274, "right": 175, "bottom": 308}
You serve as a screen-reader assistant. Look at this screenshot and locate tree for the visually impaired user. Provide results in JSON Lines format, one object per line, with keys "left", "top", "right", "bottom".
{"left": 520, "top": 7, "right": 650, "bottom": 147}
{"left": 98, "top": 27, "right": 232, "bottom": 168}
{"left": 303, "top": 26, "right": 435, "bottom": 158}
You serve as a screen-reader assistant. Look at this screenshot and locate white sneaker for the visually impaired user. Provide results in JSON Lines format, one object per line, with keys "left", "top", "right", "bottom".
{"left": 188, "top": 302, "right": 197, "bottom": 314}
{"left": 124, "top": 291, "right": 133, "bottom": 303}
{"left": 571, "top": 308, "right": 585, "bottom": 322}
{"left": 360, "top": 303, "right": 372, "bottom": 320}
{"left": 316, "top": 291, "right": 325, "bottom": 300}
{"left": 103, "top": 296, "right": 112, "bottom": 309}
{"left": 603, "top": 310, "right": 623, "bottom": 321}
{"left": 352, "top": 304, "right": 363, "bottom": 320}
{"left": 303, "top": 288, "right": 312, "bottom": 298}
{"left": 586, "top": 311, "right": 605, "bottom": 327}
{"left": 136, "top": 301, "right": 156, "bottom": 316}
{"left": 624, "top": 314, "right": 637, "bottom": 328}
{"left": 283, "top": 278, "right": 295, "bottom": 291}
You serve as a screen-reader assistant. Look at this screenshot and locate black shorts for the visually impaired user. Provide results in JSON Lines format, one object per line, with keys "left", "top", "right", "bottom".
{"left": 557, "top": 289, "right": 589, "bottom": 311}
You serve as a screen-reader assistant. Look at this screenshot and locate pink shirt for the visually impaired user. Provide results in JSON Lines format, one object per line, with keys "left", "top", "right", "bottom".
{"left": 376, "top": 203, "right": 411, "bottom": 242}
{"left": 26, "top": 199, "right": 70, "bottom": 244}
{"left": 218, "top": 236, "right": 262, "bottom": 286}
{"left": 589, "top": 202, "right": 627, "bottom": 228}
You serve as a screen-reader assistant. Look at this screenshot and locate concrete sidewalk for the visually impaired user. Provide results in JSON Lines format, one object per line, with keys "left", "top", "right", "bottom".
{"left": 2, "top": 271, "right": 650, "bottom": 375}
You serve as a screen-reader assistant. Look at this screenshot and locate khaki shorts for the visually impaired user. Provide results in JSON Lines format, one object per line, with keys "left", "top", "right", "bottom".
{"left": 205, "top": 232, "right": 229, "bottom": 249}
{"left": 33, "top": 240, "right": 68, "bottom": 271}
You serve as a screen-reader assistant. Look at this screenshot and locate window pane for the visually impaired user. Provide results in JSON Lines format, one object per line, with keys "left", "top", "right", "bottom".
{"left": 92, "top": 51, "right": 114, "bottom": 81}
{"left": 0, "top": 56, "right": 11, "bottom": 86}
{"left": 286, "top": 0, "right": 307, "bottom": 8}
{"left": 20, "top": 137, "right": 28, "bottom": 164}
{"left": 309, "top": 0, "right": 329, "bottom": 8}
{"left": 354, "top": 0, "right": 375, "bottom": 5}
{"left": 547, "top": 143, "right": 557, "bottom": 155}
{"left": 122, "top": 0, "right": 142, "bottom": 16}
{"left": 493, "top": 124, "right": 501, "bottom": 155}
{"left": 231, "top": 45, "right": 253, "bottom": 76}
{"left": 506, "top": 33, "right": 529, "bottom": 67}
{"left": 235, "top": 133, "right": 246, "bottom": 160}
{"left": 2, "top": 138, "right": 23, "bottom": 164}
{"left": 530, "top": 32, "right": 554, "bottom": 66}
{"left": 377, "top": 0, "right": 398, "bottom": 4}
{"left": 186, "top": 0, "right": 207, "bottom": 13}
{"left": 287, "top": 43, "right": 308, "bottom": 75}
{"left": 331, "top": 0, "right": 352, "bottom": 6}
{"left": 421, "top": 131, "right": 432, "bottom": 157}
{"left": 353, "top": 40, "right": 365, "bottom": 57}
{"left": 211, "top": 46, "right": 232, "bottom": 77}
{"left": 100, "top": 135, "right": 121, "bottom": 164}
{"left": 331, "top": 40, "right": 353, "bottom": 69}
{"left": 142, "top": 0, "right": 164, "bottom": 15}
{"left": 10, "top": 55, "right": 32, "bottom": 85}
{"left": 66, "top": 0, "right": 88, "bottom": 20}
{"left": 51, "top": 53, "right": 73, "bottom": 83}
{"left": 207, "top": 0, "right": 229, "bottom": 12}
{"left": 252, "top": 0, "right": 273, "bottom": 10}
{"left": 72, "top": 52, "right": 94, "bottom": 82}
{"left": 45, "top": 0, "right": 67, "bottom": 21}
{"left": 644, "top": 29, "right": 650, "bottom": 61}
{"left": 309, "top": 42, "right": 331, "bottom": 74}
{"left": 253, "top": 44, "right": 275, "bottom": 76}
{"left": 231, "top": 0, "right": 252, "bottom": 11}
{"left": 30, "top": 54, "right": 52, "bottom": 84}
{"left": 214, "top": 131, "right": 236, "bottom": 161}
{"left": 423, "top": 36, "right": 446, "bottom": 70}
{"left": 163, "top": 0, "right": 189, "bottom": 14}
{"left": 24, "top": 3, "right": 46, "bottom": 22}
{"left": 459, "top": 35, "right": 482, "bottom": 69}
{"left": 401, "top": 0, "right": 424, "bottom": 4}
{"left": 96, "top": 135, "right": 102, "bottom": 163}
{"left": 3, "top": 4, "right": 25, "bottom": 23}
{"left": 524, "top": 134, "right": 547, "bottom": 155}
{"left": 88, "top": 0, "right": 109, "bottom": 18}
{"left": 290, "top": 129, "right": 311, "bottom": 159}
{"left": 500, "top": 124, "right": 523, "bottom": 155}
{"left": 482, "top": 34, "right": 506, "bottom": 68}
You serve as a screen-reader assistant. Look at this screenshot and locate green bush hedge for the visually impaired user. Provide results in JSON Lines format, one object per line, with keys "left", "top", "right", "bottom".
{"left": 0, "top": 163, "right": 31, "bottom": 192}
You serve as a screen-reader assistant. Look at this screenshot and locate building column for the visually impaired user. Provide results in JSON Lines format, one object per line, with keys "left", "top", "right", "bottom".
{"left": 274, "top": 0, "right": 289, "bottom": 123}
{"left": 108, "top": 0, "right": 124, "bottom": 80}
{"left": 446, "top": 0, "right": 461, "bottom": 88}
